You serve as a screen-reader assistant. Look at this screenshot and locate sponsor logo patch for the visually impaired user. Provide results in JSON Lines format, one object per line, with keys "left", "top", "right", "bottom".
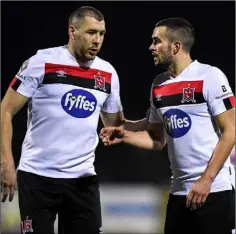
{"left": 61, "top": 89, "right": 97, "bottom": 118}
{"left": 163, "top": 109, "right": 191, "bottom": 138}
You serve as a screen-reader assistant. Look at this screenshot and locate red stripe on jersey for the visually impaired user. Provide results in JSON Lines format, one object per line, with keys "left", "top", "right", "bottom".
{"left": 9, "top": 77, "right": 17, "bottom": 87}
{"left": 153, "top": 81, "right": 203, "bottom": 98}
{"left": 229, "top": 96, "right": 235, "bottom": 107}
{"left": 45, "top": 63, "right": 112, "bottom": 84}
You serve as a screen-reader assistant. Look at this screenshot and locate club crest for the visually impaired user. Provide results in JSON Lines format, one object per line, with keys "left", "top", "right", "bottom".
{"left": 181, "top": 85, "right": 196, "bottom": 103}
{"left": 94, "top": 73, "right": 106, "bottom": 92}
{"left": 21, "top": 216, "right": 33, "bottom": 233}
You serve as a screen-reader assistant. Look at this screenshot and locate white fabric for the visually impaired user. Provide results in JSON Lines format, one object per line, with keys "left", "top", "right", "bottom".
{"left": 149, "top": 60, "right": 234, "bottom": 195}
{"left": 14, "top": 46, "right": 122, "bottom": 178}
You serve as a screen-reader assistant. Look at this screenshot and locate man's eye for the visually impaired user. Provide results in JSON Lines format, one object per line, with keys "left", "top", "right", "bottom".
{"left": 87, "top": 31, "right": 96, "bottom": 35}
{"left": 153, "top": 40, "right": 160, "bottom": 45}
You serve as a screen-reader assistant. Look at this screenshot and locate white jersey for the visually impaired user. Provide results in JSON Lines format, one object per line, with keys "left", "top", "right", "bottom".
{"left": 149, "top": 60, "right": 235, "bottom": 195}
{"left": 10, "top": 46, "right": 123, "bottom": 178}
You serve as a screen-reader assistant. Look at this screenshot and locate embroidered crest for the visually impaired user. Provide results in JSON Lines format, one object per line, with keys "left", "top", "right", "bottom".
{"left": 94, "top": 73, "right": 106, "bottom": 91}
{"left": 17, "top": 59, "right": 29, "bottom": 77}
{"left": 21, "top": 216, "right": 33, "bottom": 234}
{"left": 181, "top": 85, "right": 196, "bottom": 103}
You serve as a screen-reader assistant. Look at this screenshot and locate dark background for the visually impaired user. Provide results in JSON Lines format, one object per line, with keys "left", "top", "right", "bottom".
{"left": 1, "top": 1, "right": 235, "bottom": 185}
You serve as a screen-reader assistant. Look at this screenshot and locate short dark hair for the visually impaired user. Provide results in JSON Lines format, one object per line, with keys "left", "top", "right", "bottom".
{"left": 155, "top": 18, "right": 195, "bottom": 52}
{"left": 69, "top": 6, "right": 104, "bottom": 26}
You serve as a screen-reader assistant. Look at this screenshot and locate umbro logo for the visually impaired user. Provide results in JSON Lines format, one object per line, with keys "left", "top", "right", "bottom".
{"left": 56, "top": 70, "right": 67, "bottom": 77}
{"left": 155, "top": 94, "right": 162, "bottom": 101}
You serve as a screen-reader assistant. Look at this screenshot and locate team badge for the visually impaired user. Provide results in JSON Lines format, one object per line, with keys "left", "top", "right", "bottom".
{"left": 94, "top": 72, "right": 106, "bottom": 92}
{"left": 17, "top": 59, "right": 29, "bottom": 77}
{"left": 181, "top": 85, "right": 196, "bottom": 103}
{"left": 21, "top": 216, "right": 33, "bottom": 233}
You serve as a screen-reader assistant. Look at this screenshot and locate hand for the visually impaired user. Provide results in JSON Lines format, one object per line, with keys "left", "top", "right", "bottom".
{"left": 1, "top": 162, "right": 17, "bottom": 202}
{"left": 99, "top": 127, "right": 125, "bottom": 146}
{"left": 186, "top": 175, "right": 213, "bottom": 210}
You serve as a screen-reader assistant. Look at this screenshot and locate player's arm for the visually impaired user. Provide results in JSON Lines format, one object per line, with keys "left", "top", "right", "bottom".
{"left": 100, "top": 106, "right": 166, "bottom": 150}
{"left": 100, "top": 110, "right": 149, "bottom": 131}
{"left": 100, "top": 111, "right": 125, "bottom": 127}
{"left": 100, "top": 122, "right": 166, "bottom": 150}
{"left": 1, "top": 87, "right": 29, "bottom": 202}
{"left": 187, "top": 107, "right": 235, "bottom": 208}
{"left": 100, "top": 64, "right": 152, "bottom": 131}
{"left": 122, "top": 122, "right": 166, "bottom": 150}
{"left": 186, "top": 67, "right": 235, "bottom": 209}
{"left": 1, "top": 55, "right": 42, "bottom": 202}
{"left": 123, "top": 108, "right": 150, "bottom": 131}
{"left": 100, "top": 111, "right": 150, "bottom": 147}
{"left": 99, "top": 64, "right": 126, "bottom": 127}
{"left": 100, "top": 64, "right": 149, "bottom": 130}
{"left": 124, "top": 117, "right": 148, "bottom": 131}
{"left": 202, "top": 108, "right": 235, "bottom": 181}
{"left": 1, "top": 88, "right": 29, "bottom": 168}
{"left": 201, "top": 67, "right": 236, "bottom": 181}
{"left": 120, "top": 97, "right": 165, "bottom": 150}
{"left": 2, "top": 55, "right": 41, "bottom": 166}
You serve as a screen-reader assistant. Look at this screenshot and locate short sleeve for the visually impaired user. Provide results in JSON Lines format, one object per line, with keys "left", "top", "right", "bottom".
{"left": 148, "top": 83, "right": 163, "bottom": 123}
{"left": 101, "top": 65, "right": 123, "bottom": 113}
{"left": 203, "top": 67, "right": 235, "bottom": 116}
{"left": 9, "top": 54, "right": 43, "bottom": 98}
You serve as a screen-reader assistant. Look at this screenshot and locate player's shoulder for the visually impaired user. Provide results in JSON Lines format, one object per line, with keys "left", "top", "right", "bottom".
{"left": 209, "top": 65, "right": 227, "bottom": 79}
{"left": 34, "top": 45, "right": 64, "bottom": 61}
{"left": 152, "top": 71, "right": 170, "bottom": 86}
{"left": 94, "top": 56, "right": 117, "bottom": 74}
{"left": 196, "top": 61, "right": 227, "bottom": 83}
{"left": 195, "top": 60, "right": 224, "bottom": 77}
{"left": 25, "top": 46, "right": 63, "bottom": 66}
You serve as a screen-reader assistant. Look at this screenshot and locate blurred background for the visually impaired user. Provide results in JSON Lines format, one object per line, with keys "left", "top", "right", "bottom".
{"left": 1, "top": 1, "right": 235, "bottom": 234}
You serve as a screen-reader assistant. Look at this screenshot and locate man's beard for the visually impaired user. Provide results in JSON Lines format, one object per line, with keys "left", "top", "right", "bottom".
{"left": 155, "top": 49, "right": 172, "bottom": 71}
{"left": 155, "top": 59, "right": 172, "bottom": 70}
{"left": 75, "top": 50, "right": 89, "bottom": 63}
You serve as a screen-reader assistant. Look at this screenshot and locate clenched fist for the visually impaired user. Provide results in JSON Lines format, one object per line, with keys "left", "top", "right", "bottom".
{"left": 99, "top": 127, "right": 125, "bottom": 146}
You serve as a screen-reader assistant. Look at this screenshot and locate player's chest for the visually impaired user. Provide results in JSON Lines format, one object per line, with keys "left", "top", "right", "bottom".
{"left": 152, "top": 80, "right": 205, "bottom": 109}
{"left": 153, "top": 80, "right": 208, "bottom": 135}
{"left": 37, "top": 62, "right": 110, "bottom": 102}
{"left": 37, "top": 83, "right": 108, "bottom": 102}
{"left": 34, "top": 84, "right": 108, "bottom": 118}
{"left": 41, "top": 62, "right": 111, "bottom": 93}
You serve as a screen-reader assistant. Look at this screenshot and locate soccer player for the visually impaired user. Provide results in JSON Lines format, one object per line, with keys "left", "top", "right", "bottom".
{"left": 1, "top": 6, "right": 125, "bottom": 234}
{"left": 100, "top": 18, "right": 235, "bottom": 234}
